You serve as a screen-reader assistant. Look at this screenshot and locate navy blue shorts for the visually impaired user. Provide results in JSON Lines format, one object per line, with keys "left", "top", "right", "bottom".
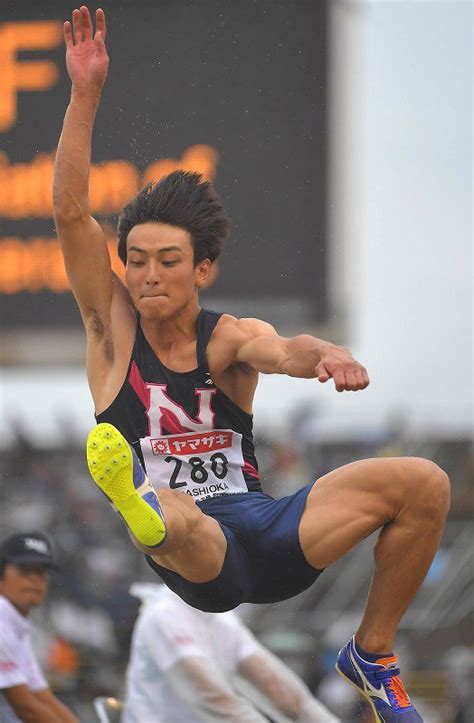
{"left": 146, "top": 484, "right": 323, "bottom": 612}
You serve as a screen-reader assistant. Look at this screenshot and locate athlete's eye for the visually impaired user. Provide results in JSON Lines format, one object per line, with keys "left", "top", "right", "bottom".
{"left": 162, "top": 260, "right": 178, "bottom": 267}
{"left": 129, "top": 260, "right": 144, "bottom": 267}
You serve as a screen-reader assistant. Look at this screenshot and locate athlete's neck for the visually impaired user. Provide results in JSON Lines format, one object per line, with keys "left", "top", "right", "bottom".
{"left": 140, "top": 302, "right": 201, "bottom": 357}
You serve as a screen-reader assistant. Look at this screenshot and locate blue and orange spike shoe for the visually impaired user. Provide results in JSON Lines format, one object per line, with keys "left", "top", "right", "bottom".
{"left": 336, "top": 636, "right": 422, "bottom": 722}
{"left": 86, "top": 423, "right": 167, "bottom": 549}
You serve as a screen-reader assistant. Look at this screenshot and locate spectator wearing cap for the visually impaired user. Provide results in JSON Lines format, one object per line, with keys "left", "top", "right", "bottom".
{"left": 0, "top": 531, "right": 79, "bottom": 723}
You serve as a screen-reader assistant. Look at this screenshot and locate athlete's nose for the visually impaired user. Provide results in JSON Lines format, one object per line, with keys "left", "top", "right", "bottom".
{"left": 145, "top": 260, "right": 161, "bottom": 285}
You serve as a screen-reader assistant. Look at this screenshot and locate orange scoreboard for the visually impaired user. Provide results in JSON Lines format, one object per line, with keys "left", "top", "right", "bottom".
{"left": 1, "top": 0, "right": 327, "bottom": 328}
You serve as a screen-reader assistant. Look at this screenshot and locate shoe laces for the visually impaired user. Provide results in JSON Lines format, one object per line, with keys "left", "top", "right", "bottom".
{"left": 386, "top": 674, "right": 412, "bottom": 709}
{"left": 375, "top": 657, "right": 412, "bottom": 710}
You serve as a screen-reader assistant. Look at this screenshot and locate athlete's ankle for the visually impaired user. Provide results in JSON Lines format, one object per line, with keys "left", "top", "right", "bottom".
{"left": 354, "top": 633, "right": 394, "bottom": 661}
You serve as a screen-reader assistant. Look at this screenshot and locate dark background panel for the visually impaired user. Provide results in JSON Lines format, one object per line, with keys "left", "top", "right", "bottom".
{"left": 0, "top": 0, "right": 327, "bottom": 328}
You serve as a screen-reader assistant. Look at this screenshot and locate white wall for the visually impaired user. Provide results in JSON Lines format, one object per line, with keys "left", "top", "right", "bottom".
{"left": 324, "top": 0, "right": 472, "bottom": 434}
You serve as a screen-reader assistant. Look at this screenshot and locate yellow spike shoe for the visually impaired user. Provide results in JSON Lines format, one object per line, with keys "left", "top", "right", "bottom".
{"left": 86, "top": 423, "right": 167, "bottom": 548}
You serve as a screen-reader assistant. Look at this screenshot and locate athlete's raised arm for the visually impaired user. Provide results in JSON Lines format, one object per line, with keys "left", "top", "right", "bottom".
{"left": 53, "top": 7, "right": 114, "bottom": 327}
{"left": 220, "top": 317, "right": 369, "bottom": 392}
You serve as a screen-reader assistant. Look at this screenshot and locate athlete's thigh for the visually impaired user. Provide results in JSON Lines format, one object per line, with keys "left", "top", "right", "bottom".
{"left": 151, "top": 489, "right": 227, "bottom": 582}
{"left": 298, "top": 457, "right": 421, "bottom": 570}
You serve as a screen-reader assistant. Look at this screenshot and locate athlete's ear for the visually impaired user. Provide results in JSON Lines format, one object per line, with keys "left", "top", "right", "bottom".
{"left": 195, "top": 259, "right": 218, "bottom": 289}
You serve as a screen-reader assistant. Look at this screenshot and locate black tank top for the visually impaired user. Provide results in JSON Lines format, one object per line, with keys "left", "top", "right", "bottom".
{"left": 96, "top": 309, "right": 261, "bottom": 500}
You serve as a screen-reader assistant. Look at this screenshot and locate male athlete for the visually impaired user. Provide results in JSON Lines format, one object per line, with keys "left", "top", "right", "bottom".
{"left": 53, "top": 8, "right": 450, "bottom": 722}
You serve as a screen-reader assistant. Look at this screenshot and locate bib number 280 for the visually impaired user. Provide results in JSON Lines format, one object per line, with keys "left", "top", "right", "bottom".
{"left": 165, "top": 453, "right": 229, "bottom": 489}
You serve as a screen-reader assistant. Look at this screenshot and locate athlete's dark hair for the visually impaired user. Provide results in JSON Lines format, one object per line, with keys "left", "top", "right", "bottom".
{"left": 117, "top": 171, "right": 231, "bottom": 266}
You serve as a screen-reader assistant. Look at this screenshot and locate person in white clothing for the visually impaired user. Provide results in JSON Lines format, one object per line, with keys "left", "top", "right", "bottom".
{"left": 0, "top": 531, "right": 79, "bottom": 723}
{"left": 122, "top": 583, "right": 339, "bottom": 723}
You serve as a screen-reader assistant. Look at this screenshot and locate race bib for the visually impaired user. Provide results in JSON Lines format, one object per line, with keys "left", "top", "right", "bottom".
{"left": 140, "top": 429, "right": 248, "bottom": 501}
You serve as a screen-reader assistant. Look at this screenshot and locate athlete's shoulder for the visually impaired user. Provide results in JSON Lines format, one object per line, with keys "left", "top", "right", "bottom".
{"left": 214, "top": 314, "right": 278, "bottom": 345}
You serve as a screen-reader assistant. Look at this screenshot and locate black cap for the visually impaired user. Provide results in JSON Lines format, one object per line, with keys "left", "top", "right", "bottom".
{"left": 0, "top": 532, "right": 57, "bottom": 569}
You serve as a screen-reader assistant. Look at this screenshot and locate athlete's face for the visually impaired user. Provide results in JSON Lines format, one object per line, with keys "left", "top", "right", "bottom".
{"left": 125, "top": 222, "right": 211, "bottom": 320}
{"left": 0, "top": 563, "right": 50, "bottom": 616}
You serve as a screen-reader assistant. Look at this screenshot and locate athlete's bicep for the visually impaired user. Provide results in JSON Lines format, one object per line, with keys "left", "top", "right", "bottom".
{"left": 233, "top": 319, "right": 289, "bottom": 374}
{"left": 56, "top": 213, "right": 114, "bottom": 324}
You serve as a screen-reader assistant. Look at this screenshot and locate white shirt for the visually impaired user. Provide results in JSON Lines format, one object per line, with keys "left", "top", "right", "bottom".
{"left": 0, "top": 595, "right": 47, "bottom": 723}
{"left": 122, "top": 586, "right": 260, "bottom": 723}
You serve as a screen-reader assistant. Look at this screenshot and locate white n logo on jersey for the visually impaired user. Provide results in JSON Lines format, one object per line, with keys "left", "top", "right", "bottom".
{"left": 146, "top": 383, "right": 216, "bottom": 436}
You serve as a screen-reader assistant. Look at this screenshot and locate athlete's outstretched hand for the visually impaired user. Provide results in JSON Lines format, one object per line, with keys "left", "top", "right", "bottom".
{"left": 315, "top": 346, "right": 369, "bottom": 392}
{"left": 64, "top": 6, "right": 109, "bottom": 95}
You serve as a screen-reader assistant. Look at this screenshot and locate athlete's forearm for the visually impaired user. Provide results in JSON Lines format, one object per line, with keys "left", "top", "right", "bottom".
{"left": 237, "top": 333, "right": 333, "bottom": 377}
{"left": 234, "top": 317, "right": 367, "bottom": 390}
{"left": 279, "top": 335, "right": 335, "bottom": 378}
{"left": 53, "top": 89, "right": 101, "bottom": 222}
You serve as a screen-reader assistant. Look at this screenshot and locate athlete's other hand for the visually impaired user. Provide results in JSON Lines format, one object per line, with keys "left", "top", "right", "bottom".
{"left": 315, "top": 346, "right": 369, "bottom": 392}
{"left": 64, "top": 7, "right": 109, "bottom": 95}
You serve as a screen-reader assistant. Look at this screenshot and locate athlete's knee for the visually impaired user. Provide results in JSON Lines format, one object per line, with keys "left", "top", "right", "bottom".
{"left": 406, "top": 457, "right": 450, "bottom": 517}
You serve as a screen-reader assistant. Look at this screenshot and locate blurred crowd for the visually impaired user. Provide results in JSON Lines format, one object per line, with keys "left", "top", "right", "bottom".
{"left": 0, "top": 411, "right": 472, "bottom": 721}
